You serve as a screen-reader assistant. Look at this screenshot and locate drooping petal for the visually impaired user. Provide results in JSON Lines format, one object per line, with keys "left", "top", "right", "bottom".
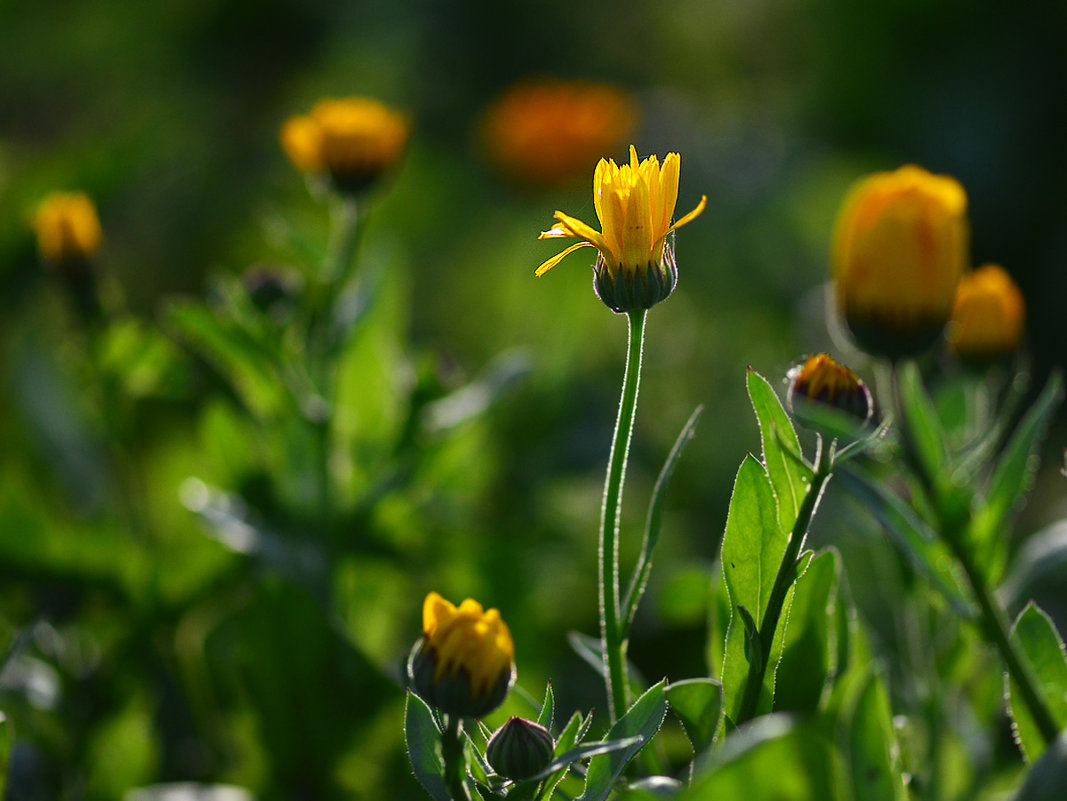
{"left": 535, "top": 241, "right": 594, "bottom": 276}
{"left": 550, "top": 210, "right": 609, "bottom": 251}
{"left": 659, "top": 195, "right": 707, "bottom": 241}
{"left": 539, "top": 223, "right": 575, "bottom": 239}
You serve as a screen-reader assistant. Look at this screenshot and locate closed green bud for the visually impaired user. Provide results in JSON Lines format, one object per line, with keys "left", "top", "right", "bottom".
{"left": 486, "top": 717, "right": 555, "bottom": 781}
{"left": 592, "top": 245, "right": 678, "bottom": 314}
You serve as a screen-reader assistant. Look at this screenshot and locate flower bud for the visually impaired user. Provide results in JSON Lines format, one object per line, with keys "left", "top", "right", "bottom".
{"left": 486, "top": 717, "right": 555, "bottom": 781}
{"left": 787, "top": 353, "right": 873, "bottom": 428}
{"left": 832, "top": 165, "right": 968, "bottom": 360}
{"left": 947, "top": 263, "right": 1024, "bottom": 366}
{"left": 33, "top": 191, "right": 102, "bottom": 264}
{"left": 408, "top": 592, "right": 515, "bottom": 719}
{"left": 592, "top": 243, "right": 678, "bottom": 314}
{"left": 281, "top": 97, "right": 409, "bottom": 195}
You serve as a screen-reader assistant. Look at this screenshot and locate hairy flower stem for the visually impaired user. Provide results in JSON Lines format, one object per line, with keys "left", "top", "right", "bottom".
{"left": 889, "top": 365, "right": 1060, "bottom": 747}
{"left": 600, "top": 308, "right": 647, "bottom": 722}
{"left": 441, "top": 715, "right": 471, "bottom": 801}
{"left": 736, "top": 446, "right": 831, "bottom": 726}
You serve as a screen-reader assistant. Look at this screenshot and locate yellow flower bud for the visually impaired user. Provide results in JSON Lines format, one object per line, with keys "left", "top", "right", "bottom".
{"left": 33, "top": 191, "right": 102, "bottom": 264}
{"left": 536, "top": 145, "right": 706, "bottom": 313}
{"left": 947, "top": 263, "right": 1025, "bottom": 365}
{"left": 832, "top": 165, "right": 968, "bottom": 359}
{"left": 481, "top": 79, "right": 637, "bottom": 188}
{"left": 408, "top": 592, "right": 515, "bottom": 718}
{"left": 787, "top": 353, "right": 873, "bottom": 429}
{"left": 280, "top": 97, "right": 409, "bottom": 194}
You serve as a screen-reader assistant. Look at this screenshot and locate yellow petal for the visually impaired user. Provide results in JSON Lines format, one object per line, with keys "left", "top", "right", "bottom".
{"left": 535, "top": 241, "right": 594, "bottom": 276}
{"left": 552, "top": 210, "right": 609, "bottom": 252}
{"left": 539, "top": 223, "right": 574, "bottom": 239}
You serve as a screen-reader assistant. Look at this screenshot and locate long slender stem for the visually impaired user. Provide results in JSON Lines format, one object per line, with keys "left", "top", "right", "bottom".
{"left": 736, "top": 444, "right": 831, "bottom": 725}
{"left": 889, "top": 362, "right": 1061, "bottom": 747}
{"left": 600, "top": 308, "right": 647, "bottom": 722}
{"left": 441, "top": 715, "right": 470, "bottom": 801}
{"left": 950, "top": 536, "right": 1061, "bottom": 745}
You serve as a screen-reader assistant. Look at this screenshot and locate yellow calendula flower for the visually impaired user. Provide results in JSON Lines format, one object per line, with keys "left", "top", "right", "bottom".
{"left": 537, "top": 145, "right": 706, "bottom": 313}
{"left": 482, "top": 79, "right": 637, "bottom": 187}
{"left": 832, "top": 164, "right": 969, "bottom": 359}
{"left": 33, "top": 191, "right": 102, "bottom": 264}
{"left": 947, "top": 263, "right": 1025, "bottom": 364}
{"left": 408, "top": 592, "right": 515, "bottom": 718}
{"left": 786, "top": 353, "right": 873, "bottom": 426}
{"left": 281, "top": 96, "right": 409, "bottom": 194}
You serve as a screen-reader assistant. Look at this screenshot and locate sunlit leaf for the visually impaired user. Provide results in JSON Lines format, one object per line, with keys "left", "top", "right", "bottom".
{"left": 404, "top": 692, "right": 451, "bottom": 801}
{"left": 1009, "top": 603, "right": 1067, "bottom": 763}
{"left": 747, "top": 369, "right": 809, "bottom": 534}
{"left": 665, "top": 677, "right": 722, "bottom": 756}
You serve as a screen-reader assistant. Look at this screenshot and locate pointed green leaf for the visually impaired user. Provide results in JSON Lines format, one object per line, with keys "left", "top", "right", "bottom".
{"left": 896, "top": 360, "right": 948, "bottom": 482}
{"left": 537, "top": 682, "right": 555, "bottom": 729}
{"left": 836, "top": 466, "right": 975, "bottom": 618}
{"left": 773, "top": 549, "right": 839, "bottom": 714}
{"left": 720, "top": 456, "right": 787, "bottom": 725}
{"left": 1009, "top": 603, "right": 1067, "bottom": 762}
{"left": 849, "top": 670, "right": 907, "bottom": 801}
{"left": 747, "top": 369, "right": 809, "bottom": 533}
{"left": 404, "top": 692, "right": 451, "bottom": 801}
{"left": 623, "top": 405, "right": 703, "bottom": 627}
{"left": 972, "top": 372, "right": 1063, "bottom": 576}
{"left": 684, "top": 715, "right": 839, "bottom": 800}
{"left": 576, "top": 681, "right": 668, "bottom": 801}
{"left": 665, "top": 678, "right": 722, "bottom": 756}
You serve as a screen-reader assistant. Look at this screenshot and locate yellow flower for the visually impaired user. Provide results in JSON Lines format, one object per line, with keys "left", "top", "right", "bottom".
{"left": 787, "top": 353, "right": 873, "bottom": 426}
{"left": 408, "top": 592, "right": 515, "bottom": 718}
{"left": 947, "top": 263, "right": 1025, "bottom": 364}
{"left": 832, "top": 164, "right": 969, "bottom": 359}
{"left": 537, "top": 145, "right": 706, "bottom": 312}
{"left": 280, "top": 97, "right": 409, "bottom": 193}
{"left": 482, "top": 79, "right": 637, "bottom": 187}
{"left": 33, "top": 191, "right": 102, "bottom": 263}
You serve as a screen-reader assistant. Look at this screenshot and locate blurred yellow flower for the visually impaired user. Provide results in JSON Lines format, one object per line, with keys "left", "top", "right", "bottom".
{"left": 281, "top": 97, "right": 409, "bottom": 193}
{"left": 482, "top": 79, "right": 637, "bottom": 187}
{"left": 832, "top": 164, "right": 968, "bottom": 359}
{"left": 33, "top": 191, "right": 102, "bottom": 263}
{"left": 408, "top": 592, "right": 515, "bottom": 718}
{"left": 947, "top": 263, "right": 1025, "bottom": 363}
{"left": 537, "top": 145, "right": 706, "bottom": 312}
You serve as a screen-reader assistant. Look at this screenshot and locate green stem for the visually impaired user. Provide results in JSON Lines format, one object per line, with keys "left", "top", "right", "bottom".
{"left": 736, "top": 443, "right": 831, "bottom": 725}
{"left": 949, "top": 536, "right": 1061, "bottom": 745}
{"left": 441, "top": 715, "right": 470, "bottom": 801}
{"left": 600, "top": 308, "right": 647, "bottom": 722}
{"left": 889, "top": 363, "right": 1061, "bottom": 747}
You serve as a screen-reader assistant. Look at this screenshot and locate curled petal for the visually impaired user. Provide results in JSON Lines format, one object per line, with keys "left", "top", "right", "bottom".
{"left": 535, "top": 241, "right": 594, "bottom": 276}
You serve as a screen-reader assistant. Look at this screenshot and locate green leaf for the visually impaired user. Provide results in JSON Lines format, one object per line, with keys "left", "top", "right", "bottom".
{"left": 1015, "top": 730, "right": 1067, "bottom": 801}
{"left": 537, "top": 682, "right": 555, "bottom": 730}
{"left": 623, "top": 405, "right": 703, "bottom": 628}
{"left": 773, "top": 549, "right": 839, "bottom": 714}
{"left": 848, "top": 670, "right": 907, "bottom": 801}
{"left": 665, "top": 678, "right": 722, "bottom": 756}
{"left": 972, "top": 372, "right": 1063, "bottom": 578}
{"left": 720, "top": 456, "right": 787, "bottom": 725}
{"left": 836, "top": 466, "right": 975, "bottom": 618}
{"left": 1009, "top": 603, "right": 1067, "bottom": 762}
{"left": 576, "top": 681, "right": 668, "bottom": 801}
{"left": 895, "top": 360, "right": 948, "bottom": 482}
{"left": 536, "top": 709, "right": 593, "bottom": 801}
{"left": 521, "top": 736, "right": 641, "bottom": 785}
{"left": 0, "top": 711, "right": 10, "bottom": 799}
{"left": 684, "top": 715, "right": 841, "bottom": 800}
{"left": 747, "top": 369, "right": 809, "bottom": 534}
{"left": 404, "top": 691, "right": 452, "bottom": 801}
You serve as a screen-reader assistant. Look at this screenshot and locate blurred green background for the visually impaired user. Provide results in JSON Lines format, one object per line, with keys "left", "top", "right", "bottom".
{"left": 2, "top": 0, "right": 1066, "bottom": 798}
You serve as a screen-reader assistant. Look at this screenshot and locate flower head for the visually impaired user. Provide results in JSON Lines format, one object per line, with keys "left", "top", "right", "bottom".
{"left": 537, "top": 146, "right": 705, "bottom": 312}
{"left": 787, "top": 353, "right": 873, "bottom": 428}
{"left": 832, "top": 164, "right": 968, "bottom": 359}
{"left": 482, "top": 79, "right": 637, "bottom": 187}
{"left": 947, "top": 263, "right": 1025, "bottom": 365}
{"left": 408, "top": 592, "right": 515, "bottom": 718}
{"left": 33, "top": 191, "right": 102, "bottom": 264}
{"left": 281, "top": 97, "right": 409, "bottom": 194}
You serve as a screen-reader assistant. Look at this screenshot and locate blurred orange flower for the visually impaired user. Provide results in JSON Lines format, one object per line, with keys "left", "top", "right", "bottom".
{"left": 482, "top": 79, "right": 638, "bottom": 187}
{"left": 948, "top": 263, "right": 1025, "bottom": 363}
{"left": 33, "top": 191, "right": 102, "bottom": 263}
